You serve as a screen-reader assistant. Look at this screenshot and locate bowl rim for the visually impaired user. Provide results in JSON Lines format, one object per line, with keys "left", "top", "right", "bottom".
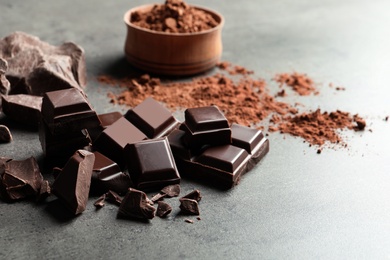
{"left": 123, "top": 4, "right": 224, "bottom": 36}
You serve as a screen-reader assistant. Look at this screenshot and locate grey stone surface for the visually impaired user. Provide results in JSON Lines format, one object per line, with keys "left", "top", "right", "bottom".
{"left": 1, "top": 0, "right": 390, "bottom": 259}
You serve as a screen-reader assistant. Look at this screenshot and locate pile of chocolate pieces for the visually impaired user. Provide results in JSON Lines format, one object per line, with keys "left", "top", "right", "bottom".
{"left": 0, "top": 32, "right": 269, "bottom": 220}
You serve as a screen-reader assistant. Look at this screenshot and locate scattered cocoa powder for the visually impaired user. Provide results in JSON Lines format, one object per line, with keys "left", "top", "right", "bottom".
{"left": 269, "top": 109, "right": 366, "bottom": 146}
{"left": 130, "top": 0, "right": 219, "bottom": 33}
{"left": 274, "top": 72, "right": 318, "bottom": 96}
{"left": 98, "top": 62, "right": 367, "bottom": 149}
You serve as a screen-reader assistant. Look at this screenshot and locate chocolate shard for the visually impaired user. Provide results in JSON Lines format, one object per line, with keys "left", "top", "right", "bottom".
{"left": 0, "top": 58, "right": 11, "bottom": 95}
{"left": 161, "top": 184, "right": 180, "bottom": 198}
{"left": 179, "top": 198, "right": 200, "bottom": 215}
{"left": 52, "top": 150, "right": 95, "bottom": 215}
{"left": 150, "top": 192, "right": 166, "bottom": 203}
{"left": 156, "top": 201, "right": 172, "bottom": 218}
{"left": 41, "top": 88, "right": 100, "bottom": 135}
{"left": 94, "top": 194, "right": 106, "bottom": 208}
{"left": 124, "top": 97, "right": 179, "bottom": 138}
{"left": 182, "top": 189, "right": 201, "bottom": 202}
{"left": 0, "top": 32, "right": 86, "bottom": 95}
{"left": 105, "top": 190, "right": 123, "bottom": 206}
{"left": 1, "top": 94, "right": 42, "bottom": 127}
{"left": 117, "top": 188, "right": 156, "bottom": 220}
{"left": 91, "top": 151, "right": 133, "bottom": 195}
{"left": 93, "top": 117, "right": 147, "bottom": 169}
{"left": 0, "top": 125, "right": 12, "bottom": 143}
{"left": 125, "top": 137, "right": 181, "bottom": 191}
{"left": 0, "top": 157, "right": 43, "bottom": 201}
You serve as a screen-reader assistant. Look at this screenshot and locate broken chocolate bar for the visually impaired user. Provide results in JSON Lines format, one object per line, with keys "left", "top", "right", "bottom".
{"left": 125, "top": 137, "right": 180, "bottom": 191}
{"left": 52, "top": 150, "right": 95, "bottom": 215}
{"left": 169, "top": 124, "right": 269, "bottom": 189}
{"left": 1, "top": 94, "right": 42, "bottom": 127}
{"left": 0, "top": 157, "right": 44, "bottom": 201}
{"left": 0, "top": 32, "right": 86, "bottom": 95}
{"left": 124, "top": 97, "right": 179, "bottom": 138}
{"left": 91, "top": 151, "right": 133, "bottom": 195}
{"left": 156, "top": 201, "right": 172, "bottom": 218}
{"left": 93, "top": 117, "right": 147, "bottom": 168}
{"left": 41, "top": 88, "right": 100, "bottom": 135}
{"left": 181, "top": 105, "right": 231, "bottom": 149}
{"left": 117, "top": 188, "right": 156, "bottom": 220}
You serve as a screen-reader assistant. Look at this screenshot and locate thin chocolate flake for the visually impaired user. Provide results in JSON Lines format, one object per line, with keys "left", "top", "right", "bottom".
{"left": 161, "top": 184, "right": 181, "bottom": 197}
{"left": 150, "top": 193, "right": 166, "bottom": 203}
{"left": 105, "top": 190, "right": 122, "bottom": 206}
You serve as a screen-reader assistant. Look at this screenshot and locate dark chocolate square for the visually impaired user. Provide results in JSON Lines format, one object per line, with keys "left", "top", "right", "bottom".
{"left": 124, "top": 97, "right": 179, "bottom": 138}
{"left": 231, "top": 123, "right": 265, "bottom": 154}
{"left": 125, "top": 137, "right": 180, "bottom": 191}
{"left": 93, "top": 117, "right": 147, "bottom": 168}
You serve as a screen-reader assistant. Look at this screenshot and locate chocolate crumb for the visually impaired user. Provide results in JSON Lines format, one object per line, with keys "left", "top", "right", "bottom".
{"left": 184, "top": 218, "right": 194, "bottom": 224}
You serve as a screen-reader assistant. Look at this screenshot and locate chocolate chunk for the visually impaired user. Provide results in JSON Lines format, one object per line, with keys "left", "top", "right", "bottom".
{"left": 179, "top": 198, "right": 199, "bottom": 215}
{"left": 156, "top": 201, "right": 172, "bottom": 218}
{"left": 125, "top": 137, "right": 180, "bottom": 191}
{"left": 161, "top": 184, "right": 181, "bottom": 197}
{"left": 1, "top": 94, "right": 42, "bottom": 127}
{"left": 94, "top": 194, "right": 106, "bottom": 208}
{"left": 0, "top": 32, "right": 86, "bottom": 95}
{"left": 91, "top": 151, "right": 133, "bottom": 195}
{"left": 52, "top": 150, "right": 95, "bottom": 215}
{"left": 0, "top": 157, "right": 43, "bottom": 201}
{"left": 0, "top": 125, "right": 12, "bottom": 143}
{"left": 124, "top": 97, "right": 179, "bottom": 138}
{"left": 105, "top": 190, "right": 123, "bottom": 206}
{"left": 150, "top": 193, "right": 166, "bottom": 203}
{"left": 93, "top": 117, "right": 147, "bottom": 168}
{"left": 181, "top": 106, "right": 231, "bottom": 149}
{"left": 182, "top": 189, "right": 201, "bottom": 202}
{"left": 117, "top": 188, "right": 156, "bottom": 220}
{"left": 41, "top": 88, "right": 100, "bottom": 135}
{"left": 39, "top": 121, "right": 91, "bottom": 158}
{"left": 0, "top": 58, "right": 11, "bottom": 95}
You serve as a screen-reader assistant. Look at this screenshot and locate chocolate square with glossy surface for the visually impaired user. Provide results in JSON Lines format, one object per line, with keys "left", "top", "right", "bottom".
{"left": 124, "top": 97, "right": 179, "bottom": 138}
{"left": 125, "top": 137, "right": 180, "bottom": 191}
{"left": 93, "top": 117, "right": 147, "bottom": 168}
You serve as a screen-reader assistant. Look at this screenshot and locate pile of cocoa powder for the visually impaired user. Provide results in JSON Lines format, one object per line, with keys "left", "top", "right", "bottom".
{"left": 98, "top": 62, "right": 366, "bottom": 150}
{"left": 130, "top": 0, "right": 219, "bottom": 33}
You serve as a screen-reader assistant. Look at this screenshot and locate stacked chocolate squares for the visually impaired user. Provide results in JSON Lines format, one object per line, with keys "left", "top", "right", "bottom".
{"left": 168, "top": 105, "right": 270, "bottom": 189}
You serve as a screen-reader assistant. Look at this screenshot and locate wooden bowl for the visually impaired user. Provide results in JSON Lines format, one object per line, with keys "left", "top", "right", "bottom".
{"left": 123, "top": 4, "right": 224, "bottom": 76}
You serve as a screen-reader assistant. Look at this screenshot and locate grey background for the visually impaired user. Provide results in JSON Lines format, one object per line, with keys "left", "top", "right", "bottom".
{"left": 1, "top": 0, "right": 390, "bottom": 259}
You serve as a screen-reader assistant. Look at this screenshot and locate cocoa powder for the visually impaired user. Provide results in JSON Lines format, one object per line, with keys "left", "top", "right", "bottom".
{"left": 98, "top": 62, "right": 366, "bottom": 149}
{"left": 130, "top": 0, "right": 219, "bottom": 33}
{"left": 274, "top": 72, "right": 319, "bottom": 96}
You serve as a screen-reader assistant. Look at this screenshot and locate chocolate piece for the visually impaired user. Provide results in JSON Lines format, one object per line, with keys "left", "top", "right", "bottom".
{"left": 0, "top": 32, "right": 86, "bottom": 95}
{"left": 0, "top": 58, "right": 10, "bottom": 95}
{"left": 230, "top": 123, "right": 270, "bottom": 170}
{"left": 0, "top": 125, "right": 12, "bottom": 143}
{"left": 125, "top": 137, "right": 180, "bottom": 191}
{"left": 0, "top": 157, "right": 43, "bottom": 201}
{"left": 124, "top": 97, "right": 179, "bottom": 138}
{"left": 117, "top": 188, "right": 156, "bottom": 219}
{"left": 184, "top": 218, "right": 194, "bottom": 224}
{"left": 182, "top": 189, "right": 201, "bottom": 202}
{"left": 94, "top": 194, "right": 106, "bottom": 208}
{"left": 52, "top": 150, "right": 95, "bottom": 215}
{"left": 1, "top": 94, "right": 42, "bottom": 127}
{"left": 93, "top": 117, "right": 147, "bottom": 168}
{"left": 156, "top": 201, "right": 172, "bottom": 218}
{"left": 41, "top": 88, "right": 100, "bottom": 135}
{"left": 105, "top": 190, "right": 123, "bottom": 206}
{"left": 150, "top": 193, "right": 166, "bottom": 203}
{"left": 88, "top": 111, "right": 122, "bottom": 141}
{"left": 91, "top": 151, "right": 133, "bottom": 195}
{"left": 181, "top": 106, "right": 231, "bottom": 148}
{"left": 39, "top": 121, "right": 91, "bottom": 158}
{"left": 161, "top": 184, "right": 181, "bottom": 197}
{"left": 179, "top": 198, "right": 199, "bottom": 215}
